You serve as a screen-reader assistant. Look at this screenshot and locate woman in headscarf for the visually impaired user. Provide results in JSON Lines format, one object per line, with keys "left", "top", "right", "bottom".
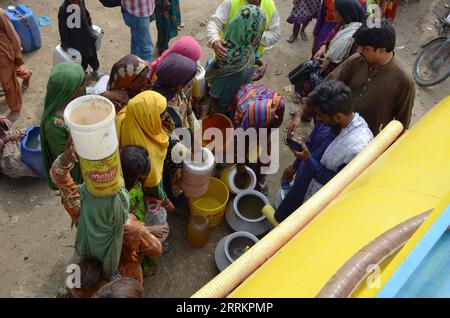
{"left": 293, "top": 0, "right": 366, "bottom": 105}
{"left": 107, "top": 54, "right": 150, "bottom": 112}
{"left": 151, "top": 0, "right": 182, "bottom": 57}
{"left": 205, "top": 5, "right": 267, "bottom": 116}
{"left": 150, "top": 53, "right": 198, "bottom": 206}
{"left": 317, "top": 0, "right": 367, "bottom": 73}
{"left": 40, "top": 62, "right": 86, "bottom": 189}
{"left": 232, "top": 83, "right": 285, "bottom": 196}
{"left": 149, "top": 36, "right": 203, "bottom": 117}
{"left": 50, "top": 138, "right": 162, "bottom": 282}
{"left": 41, "top": 62, "right": 130, "bottom": 189}
{"left": 115, "top": 91, "right": 175, "bottom": 214}
{"left": 313, "top": 0, "right": 366, "bottom": 59}
{"left": 0, "top": 116, "right": 38, "bottom": 178}
{"left": 149, "top": 36, "right": 202, "bottom": 79}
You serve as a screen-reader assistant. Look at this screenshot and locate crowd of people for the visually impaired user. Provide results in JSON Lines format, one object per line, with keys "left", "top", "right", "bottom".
{"left": 0, "top": 0, "right": 415, "bottom": 297}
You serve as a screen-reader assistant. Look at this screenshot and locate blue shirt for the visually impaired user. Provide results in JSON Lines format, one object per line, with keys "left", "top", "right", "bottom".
{"left": 275, "top": 121, "right": 337, "bottom": 223}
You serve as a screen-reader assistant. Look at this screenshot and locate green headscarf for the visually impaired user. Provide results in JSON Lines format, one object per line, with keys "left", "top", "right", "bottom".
{"left": 40, "top": 62, "right": 85, "bottom": 189}
{"left": 205, "top": 5, "right": 267, "bottom": 80}
{"left": 75, "top": 185, "right": 130, "bottom": 279}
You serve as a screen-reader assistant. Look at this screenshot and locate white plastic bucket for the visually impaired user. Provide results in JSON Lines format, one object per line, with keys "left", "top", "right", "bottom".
{"left": 181, "top": 147, "right": 215, "bottom": 198}
{"left": 52, "top": 45, "right": 82, "bottom": 66}
{"left": 64, "top": 95, "right": 123, "bottom": 197}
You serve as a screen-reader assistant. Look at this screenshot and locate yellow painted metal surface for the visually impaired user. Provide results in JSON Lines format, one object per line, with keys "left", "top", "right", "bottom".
{"left": 230, "top": 97, "right": 450, "bottom": 298}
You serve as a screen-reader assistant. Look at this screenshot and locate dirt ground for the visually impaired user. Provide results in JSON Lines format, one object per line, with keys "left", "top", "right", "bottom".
{"left": 0, "top": 0, "right": 448, "bottom": 298}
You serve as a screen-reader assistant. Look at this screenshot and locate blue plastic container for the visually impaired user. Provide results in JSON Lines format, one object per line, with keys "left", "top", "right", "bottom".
{"left": 4, "top": 4, "right": 41, "bottom": 53}
{"left": 21, "top": 126, "right": 45, "bottom": 178}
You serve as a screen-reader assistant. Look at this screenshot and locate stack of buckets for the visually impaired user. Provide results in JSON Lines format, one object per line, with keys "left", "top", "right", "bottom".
{"left": 64, "top": 95, "right": 123, "bottom": 197}
{"left": 182, "top": 147, "right": 230, "bottom": 227}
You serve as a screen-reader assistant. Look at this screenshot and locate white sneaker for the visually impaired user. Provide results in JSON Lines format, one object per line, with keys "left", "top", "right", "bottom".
{"left": 92, "top": 69, "right": 104, "bottom": 80}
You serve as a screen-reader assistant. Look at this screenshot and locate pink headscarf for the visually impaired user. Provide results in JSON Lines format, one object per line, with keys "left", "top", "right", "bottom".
{"left": 149, "top": 36, "right": 202, "bottom": 80}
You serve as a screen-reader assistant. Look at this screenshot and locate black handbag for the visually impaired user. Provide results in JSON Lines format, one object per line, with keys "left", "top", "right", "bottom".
{"left": 99, "top": 0, "right": 122, "bottom": 8}
{"left": 288, "top": 59, "right": 321, "bottom": 85}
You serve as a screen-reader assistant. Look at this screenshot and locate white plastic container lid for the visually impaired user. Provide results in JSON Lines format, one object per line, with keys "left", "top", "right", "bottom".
{"left": 7, "top": 6, "right": 15, "bottom": 11}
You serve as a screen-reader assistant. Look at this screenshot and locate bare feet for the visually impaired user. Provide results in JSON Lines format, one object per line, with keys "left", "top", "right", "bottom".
{"left": 300, "top": 31, "right": 309, "bottom": 41}
{"left": 287, "top": 35, "right": 298, "bottom": 43}
{"left": 7, "top": 111, "right": 20, "bottom": 122}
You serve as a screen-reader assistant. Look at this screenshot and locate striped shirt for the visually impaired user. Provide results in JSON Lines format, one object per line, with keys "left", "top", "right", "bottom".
{"left": 304, "top": 113, "right": 374, "bottom": 201}
{"left": 122, "top": 0, "right": 155, "bottom": 17}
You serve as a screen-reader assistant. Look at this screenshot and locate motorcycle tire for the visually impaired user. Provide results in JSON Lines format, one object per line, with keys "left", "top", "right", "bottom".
{"left": 413, "top": 37, "right": 450, "bottom": 86}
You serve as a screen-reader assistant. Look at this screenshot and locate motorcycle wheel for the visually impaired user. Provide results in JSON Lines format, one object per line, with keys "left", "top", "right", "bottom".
{"left": 413, "top": 37, "right": 450, "bottom": 86}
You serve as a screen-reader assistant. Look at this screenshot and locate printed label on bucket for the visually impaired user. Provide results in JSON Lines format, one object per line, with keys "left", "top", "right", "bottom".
{"left": 79, "top": 149, "right": 123, "bottom": 197}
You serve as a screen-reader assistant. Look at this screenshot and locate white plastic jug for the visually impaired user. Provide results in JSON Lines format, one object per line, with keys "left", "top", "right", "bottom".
{"left": 52, "top": 45, "right": 82, "bottom": 66}
{"left": 64, "top": 95, "right": 123, "bottom": 197}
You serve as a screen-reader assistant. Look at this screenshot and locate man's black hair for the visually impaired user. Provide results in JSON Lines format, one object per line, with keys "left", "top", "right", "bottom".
{"left": 353, "top": 19, "right": 396, "bottom": 52}
{"left": 306, "top": 80, "right": 353, "bottom": 116}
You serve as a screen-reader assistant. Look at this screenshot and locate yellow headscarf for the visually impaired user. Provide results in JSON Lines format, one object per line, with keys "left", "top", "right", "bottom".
{"left": 115, "top": 91, "right": 169, "bottom": 188}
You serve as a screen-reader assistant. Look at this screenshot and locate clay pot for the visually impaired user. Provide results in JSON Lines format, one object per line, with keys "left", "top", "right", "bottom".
{"left": 215, "top": 231, "right": 259, "bottom": 271}
{"left": 225, "top": 190, "right": 273, "bottom": 236}
{"left": 201, "top": 113, "right": 234, "bottom": 161}
{"left": 220, "top": 164, "right": 257, "bottom": 194}
{"left": 224, "top": 231, "right": 258, "bottom": 262}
